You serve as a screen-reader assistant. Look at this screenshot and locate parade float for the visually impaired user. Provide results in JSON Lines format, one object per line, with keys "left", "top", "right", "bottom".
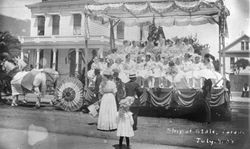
{"left": 50, "top": 0, "right": 230, "bottom": 122}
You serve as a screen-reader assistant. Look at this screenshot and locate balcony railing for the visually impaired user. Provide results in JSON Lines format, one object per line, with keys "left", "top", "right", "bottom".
{"left": 20, "top": 35, "right": 110, "bottom": 43}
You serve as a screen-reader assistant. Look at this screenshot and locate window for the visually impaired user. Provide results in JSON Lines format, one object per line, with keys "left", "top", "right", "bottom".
{"left": 52, "top": 15, "right": 60, "bottom": 35}
{"left": 117, "top": 21, "right": 124, "bottom": 39}
{"left": 73, "top": 14, "right": 82, "bottom": 35}
{"left": 246, "top": 41, "right": 249, "bottom": 50}
{"left": 230, "top": 57, "right": 235, "bottom": 69}
{"left": 241, "top": 41, "right": 245, "bottom": 50}
{"left": 37, "top": 16, "right": 45, "bottom": 36}
{"left": 39, "top": 50, "right": 44, "bottom": 68}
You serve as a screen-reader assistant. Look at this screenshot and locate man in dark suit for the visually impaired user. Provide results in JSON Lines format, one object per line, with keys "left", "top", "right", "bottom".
{"left": 113, "top": 69, "right": 125, "bottom": 108}
{"left": 94, "top": 69, "right": 102, "bottom": 100}
{"left": 125, "top": 74, "right": 142, "bottom": 130}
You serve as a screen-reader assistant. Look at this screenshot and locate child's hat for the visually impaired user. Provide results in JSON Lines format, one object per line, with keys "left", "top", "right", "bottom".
{"left": 119, "top": 98, "right": 131, "bottom": 108}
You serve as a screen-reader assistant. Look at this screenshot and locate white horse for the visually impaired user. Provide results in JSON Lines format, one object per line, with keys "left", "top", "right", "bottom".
{"left": 1, "top": 57, "right": 59, "bottom": 108}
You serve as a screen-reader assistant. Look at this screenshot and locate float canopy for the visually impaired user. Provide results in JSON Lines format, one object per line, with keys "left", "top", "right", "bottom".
{"left": 85, "top": 0, "right": 229, "bottom": 26}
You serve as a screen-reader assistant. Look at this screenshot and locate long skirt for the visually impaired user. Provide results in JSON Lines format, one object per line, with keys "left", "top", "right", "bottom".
{"left": 97, "top": 93, "right": 117, "bottom": 131}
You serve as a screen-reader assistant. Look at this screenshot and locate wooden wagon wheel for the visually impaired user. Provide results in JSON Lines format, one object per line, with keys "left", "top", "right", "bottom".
{"left": 54, "top": 77, "right": 84, "bottom": 112}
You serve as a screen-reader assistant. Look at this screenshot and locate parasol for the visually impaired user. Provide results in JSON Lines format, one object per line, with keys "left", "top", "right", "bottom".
{"left": 54, "top": 77, "right": 84, "bottom": 111}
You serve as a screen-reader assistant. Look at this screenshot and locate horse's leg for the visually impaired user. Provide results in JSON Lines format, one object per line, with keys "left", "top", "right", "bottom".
{"left": 22, "top": 93, "right": 28, "bottom": 104}
{"left": 11, "top": 95, "right": 18, "bottom": 106}
{"left": 34, "top": 86, "right": 41, "bottom": 108}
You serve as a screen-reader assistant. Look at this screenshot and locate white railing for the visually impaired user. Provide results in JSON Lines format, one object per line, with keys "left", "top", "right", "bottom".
{"left": 21, "top": 35, "right": 111, "bottom": 43}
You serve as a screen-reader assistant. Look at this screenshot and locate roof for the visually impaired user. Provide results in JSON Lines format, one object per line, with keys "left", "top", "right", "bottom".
{"left": 26, "top": 0, "right": 96, "bottom": 9}
{"left": 225, "top": 51, "right": 250, "bottom": 58}
{"left": 86, "top": 0, "right": 229, "bottom": 26}
{"left": 223, "top": 34, "right": 249, "bottom": 51}
{"left": 21, "top": 40, "right": 109, "bottom": 48}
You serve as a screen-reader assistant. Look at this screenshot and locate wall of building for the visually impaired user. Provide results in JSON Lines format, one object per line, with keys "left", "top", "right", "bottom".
{"left": 124, "top": 26, "right": 140, "bottom": 41}
{"left": 229, "top": 74, "right": 250, "bottom": 92}
{"left": 29, "top": 11, "right": 109, "bottom": 37}
{"left": 57, "top": 49, "right": 70, "bottom": 77}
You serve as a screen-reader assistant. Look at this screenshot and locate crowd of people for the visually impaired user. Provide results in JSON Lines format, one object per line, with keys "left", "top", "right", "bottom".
{"left": 87, "top": 37, "right": 225, "bottom": 148}
{"left": 90, "top": 69, "right": 141, "bottom": 149}
{"left": 87, "top": 37, "right": 222, "bottom": 89}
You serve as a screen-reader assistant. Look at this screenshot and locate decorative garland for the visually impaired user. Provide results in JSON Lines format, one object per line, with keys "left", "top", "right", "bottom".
{"left": 148, "top": 89, "right": 173, "bottom": 107}
{"left": 140, "top": 88, "right": 226, "bottom": 108}
{"left": 175, "top": 89, "right": 200, "bottom": 107}
{"left": 210, "top": 89, "right": 227, "bottom": 107}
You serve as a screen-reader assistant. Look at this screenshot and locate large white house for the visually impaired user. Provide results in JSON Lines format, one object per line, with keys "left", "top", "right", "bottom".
{"left": 223, "top": 34, "right": 250, "bottom": 73}
{"left": 21, "top": 0, "right": 229, "bottom": 79}
{"left": 20, "top": 0, "right": 123, "bottom": 78}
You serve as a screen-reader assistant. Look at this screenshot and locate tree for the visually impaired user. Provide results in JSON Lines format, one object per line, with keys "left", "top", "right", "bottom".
{"left": 235, "top": 59, "right": 250, "bottom": 73}
{"left": 0, "top": 31, "right": 21, "bottom": 60}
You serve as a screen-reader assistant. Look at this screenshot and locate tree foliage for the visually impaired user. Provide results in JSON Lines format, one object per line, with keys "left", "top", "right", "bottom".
{"left": 0, "top": 31, "right": 21, "bottom": 60}
{"left": 235, "top": 59, "right": 250, "bottom": 70}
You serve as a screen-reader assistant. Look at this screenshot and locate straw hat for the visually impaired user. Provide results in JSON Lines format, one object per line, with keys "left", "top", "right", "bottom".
{"left": 129, "top": 73, "right": 136, "bottom": 79}
{"left": 103, "top": 69, "right": 113, "bottom": 76}
{"left": 112, "top": 68, "right": 120, "bottom": 73}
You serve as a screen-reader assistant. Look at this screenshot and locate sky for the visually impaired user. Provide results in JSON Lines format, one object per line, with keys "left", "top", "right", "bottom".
{"left": 0, "top": 0, "right": 249, "bottom": 58}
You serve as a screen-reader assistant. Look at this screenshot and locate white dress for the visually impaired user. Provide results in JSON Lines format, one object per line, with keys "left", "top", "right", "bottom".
{"left": 97, "top": 80, "right": 117, "bottom": 131}
{"left": 116, "top": 112, "right": 134, "bottom": 137}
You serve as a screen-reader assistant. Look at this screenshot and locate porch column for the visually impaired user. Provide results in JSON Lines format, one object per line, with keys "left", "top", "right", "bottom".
{"left": 52, "top": 48, "right": 57, "bottom": 70}
{"left": 36, "top": 49, "right": 40, "bottom": 69}
{"left": 75, "top": 48, "right": 79, "bottom": 76}
{"left": 20, "top": 48, "right": 24, "bottom": 60}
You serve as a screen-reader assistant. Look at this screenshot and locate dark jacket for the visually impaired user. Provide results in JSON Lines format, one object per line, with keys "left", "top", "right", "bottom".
{"left": 125, "top": 80, "right": 142, "bottom": 106}
{"left": 94, "top": 74, "right": 102, "bottom": 98}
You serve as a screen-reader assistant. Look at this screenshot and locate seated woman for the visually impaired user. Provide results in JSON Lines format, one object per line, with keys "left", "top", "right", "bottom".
{"left": 191, "top": 55, "right": 204, "bottom": 88}
{"left": 152, "top": 54, "right": 163, "bottom": 88}
{"left": 182, "top": 53, "right": 193, "bottom": 88}
{"left": 173, "top": 57, "right": 190, "bottom": 89}
{"left": 164, "top": 61, "right": 178, "bottom": 88}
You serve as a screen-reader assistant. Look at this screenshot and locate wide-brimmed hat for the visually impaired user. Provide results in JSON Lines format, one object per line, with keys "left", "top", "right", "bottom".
{"left": 119, "top": 99, "right": 130, "bottom": 108}
{"left": 103, "top": 69, "right": 113, "bottom": 76}
{"left": 112, "top": 68, "right": 120, "bottom": 73}
{"left": 119, "top": 97, "right": 134, "bottom": 107}
{"left": 129, "top": 73, "right": 136, "bottom": 79}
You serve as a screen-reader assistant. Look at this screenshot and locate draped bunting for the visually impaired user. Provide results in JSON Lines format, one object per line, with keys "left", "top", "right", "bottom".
{"left": 124, "top": 3, "right": 148, "bottom": 15}
{"left": 84, "top": 87, "right": 228, "bottom": 110}
{"left": 175, "top": 90, "right": 201, "bottom": 107}
{"left": 210, "top": 89, "right": 227, "bottom": 107}
{"left": 148, "top": 89, "right": 173, "bottom": 107}
{"left": 139, "top": 88, "right": 227, "bottom": 108}
{"left": 85, "top": 0, "right": 229, "bottom": 26}
{"left": 149, "top": 2, "right": 174, "bottom": 14}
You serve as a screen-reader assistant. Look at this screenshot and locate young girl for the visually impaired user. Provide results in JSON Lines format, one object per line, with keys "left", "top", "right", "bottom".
{"left": 117, "top": 99, "right": 134, "bottom": 149}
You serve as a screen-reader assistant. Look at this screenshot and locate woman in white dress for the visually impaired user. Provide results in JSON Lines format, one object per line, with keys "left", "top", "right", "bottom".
{"left": 97, "top": 70, "right": 118, "bottom": 131}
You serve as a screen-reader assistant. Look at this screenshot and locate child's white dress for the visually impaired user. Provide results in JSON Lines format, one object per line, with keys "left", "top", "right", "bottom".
{"left": 116, "top": 112, "right": 134, "bottom": 137}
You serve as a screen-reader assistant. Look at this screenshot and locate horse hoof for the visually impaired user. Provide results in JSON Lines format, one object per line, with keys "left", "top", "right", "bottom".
{"left": 35, "top": 104, "right": 40, "bottom": 109}
{"left": 49, "top": 101, "right": 54, "bottom": 106}
{"left": 21, "top": 100, "right": 28, "bottom": 104}
{"left": 11, "top": 103, "right": 18, "bottom": 107}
